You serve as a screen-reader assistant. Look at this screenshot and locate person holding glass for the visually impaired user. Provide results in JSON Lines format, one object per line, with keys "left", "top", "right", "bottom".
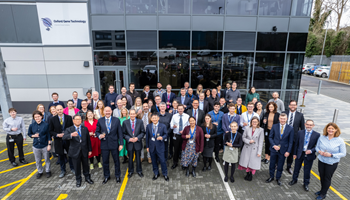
{"left": 63, "top": 100, "right": 80, "bottom": 117}
{"left": 262, "top": 102, "right": 280, "bottom": 164}
{"left": 119, "top": 108, "right": 130, "bottom": 164}
{"left": 201, "top": 114, "right": 217, "bottom": 171}
{"left": 94, "top": 100, "right": 105, "bottom": 120}
{"left": 238, "top": 117, "right": 264, "bottom": 181}
{"left": 315, "top": 123, "right": 346, "bottom": 200}
{"left": 32, "top": 104, "right": 51, "bottom": 124}
{"left": 84, "top": 110, "right": 102, "bottom": 170}
{"left": 181, "top": 117, "right": 204, "bottom": 177}
{"left": 141, "top": 85, "right": 154, "bottom": 104}
{"left": 28, "top": 110, "right": 52, "bottom": 178}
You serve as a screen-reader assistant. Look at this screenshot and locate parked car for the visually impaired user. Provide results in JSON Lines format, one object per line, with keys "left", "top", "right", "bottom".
{"left": 302, "top": 63, "right": 317, "bottom": 74}
{"left": 314, "top": 66, "right": 330, "bottom": 78}
{"left": 307, "top": 65, "right": 322, "bottom": 75}
{"left": 142, "top": 65, "right": 157, "bottom": 74}
{"left": 197, "top": 50, "right": 211, "bottom": 56}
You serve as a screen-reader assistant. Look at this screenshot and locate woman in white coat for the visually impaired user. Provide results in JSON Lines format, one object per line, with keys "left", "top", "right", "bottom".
{"left": 238, "top": 116, "right": 264, "bottom": 181}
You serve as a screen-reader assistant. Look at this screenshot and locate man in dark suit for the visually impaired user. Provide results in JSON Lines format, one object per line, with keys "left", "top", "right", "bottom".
{"left": 63, "top": 115, "right": 94, "bottom": 187}
{"left": 87, "top": 91, "right": 100, "bottom": 111}
{"left": 266, "top": 113, "right": 294, "bottom": 186}
{"left": 216, "top": 85, "right": 226, "bottom": 100}
{"left": 186, "top": 88, "right": 198, "bottom": 104}
{"left": 95, "top": 106, "right": 124, "bottom": 184}
{"left": 219, "top": 97, "right": 229, "bottom": 113}
{"left": 176, "top": 88, "right": 191, "bottom": 111}
{"left": 208, "top": 88, "right": 219, "bottom": 111}
{"left": 198, "top": 93, "right": 210, "bottom": 114}
{"left": 283, "top": 100, "right": 305, "bottom": 174}
{"left": 49, "top": 105, "right": 74, "bottom": 178}
{"left": 122, "top": 109, "right": 145, "bottom": 178}
{"left": 71, "top": 91, "right": 83, "bottom": 110}
{"left": 289, "top": 119, "right": 320, "bottom": 191}
{"left": 48, "top": 92, "right": 65, "bottom": 112}
{"left": 186, "top": 100, "right": 205, "bottom": 125}
{"left": 162, "top": 84, "right": 176, "bottom": 110}
{"left": 146, "top": 113, "right": 169, "bottom": 181}
{"left": 158, "top": 103, "right": 172, "bottom": 162}
{"left": 151, "top": 95, "right": 162, "bottom": 113}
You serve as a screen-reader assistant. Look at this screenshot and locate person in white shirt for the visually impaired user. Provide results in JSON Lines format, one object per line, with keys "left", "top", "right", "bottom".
{"left": 170, "top": 104, "right": 190, "bottom": 169}
{"left": 240, "top": 102, "right": 259, "bottom": 131}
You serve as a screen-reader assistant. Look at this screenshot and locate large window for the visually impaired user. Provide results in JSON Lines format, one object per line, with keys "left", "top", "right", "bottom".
{"left": 223, "top": 52, "right": 253, "bottom": 89}
{"left": 127, "top": 52, "right": 158, "bottom": 89}
{"left": 94, "top": 52, "right": 126, "bottom": 66}
{"left": 253, "top": 53, "right": 285, "bottom": 89}
{"left": 259, "top": 0, "right": 292, "bottom": 16}
{"left": 192, "top": 31, "right": 223, "bottom": 50}
{"left": 158, "top": 0, "right": 190, "bottom": 14}
{"left": 226, "top": 0, "right": 258, "bottom": 15}
{"left": 90, "top": 0, "right": 124, "bottom": 14}
{"left": 93, "top": 31, "right": 125, "bottom": 50}
{"left": 125, "top": 0, "right": 157, "bottom": 14}
{"left": 286, "top": 53, "right": 304, "bottom": 89}
{"left": 288, "top": 33, "right": 308, "bottom": 51}
{"left": 225, "top": 32, "right": 256, "bottom": 51}
{"left": 256, "top": 32, "right": 287, "bottom": 51}
{"left": 291, "top": 0, "right": 312, "bottom": 16}
{"left": 192, "top": 0, "right": 225, "bottom": 14}
{"left": 127, "top": 31, "right": 157, "bottom": 50}
{"left": 191, "top": 52, "right": 222, "bottom": 89}
{"left": 158, "top": 51, "right": 189, "bottom": 89}
{"left": 283, "top": 91, "right": 299, "bottom": 107}
{"left": 159, "top": 31, "right": 190, "bottom": 50}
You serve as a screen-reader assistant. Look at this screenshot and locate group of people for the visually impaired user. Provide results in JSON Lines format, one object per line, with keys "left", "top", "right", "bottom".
{"left": 2, "top": 81, "right": 346, "bottom": 200}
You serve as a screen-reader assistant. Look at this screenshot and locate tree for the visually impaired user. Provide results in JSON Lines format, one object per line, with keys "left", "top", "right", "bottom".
{"left": 309, "top": 0, "right": 332, "bottom": 33}
{"left": 346, "top": 37, "right": 350, "bottom": 55}
{"left": 324, "top": 30, "right": 335, "bottom": 57}
{"left": 332, "top": 31, "right": 347, "bottom": 55}
{"left": 325, "top": 0, "right": 349, "bottom": 31}
{"left": 305, "top": 32, "right": 320, "bottom": 57}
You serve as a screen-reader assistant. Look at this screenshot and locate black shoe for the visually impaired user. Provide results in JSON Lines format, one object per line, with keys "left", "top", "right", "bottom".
{"left": 224, "top": 177, "right": 228, "bottom": 182}
{"left": 286, "top": 168, "right": 293, "bottom": 175}
{"left": 202, "top": 166, "right": 207, "bottom": 171}
{"left": 207, "top": 165, "right": 211, "bottom": 170}
{"left": 11, "top": 162, "right": 18, "bottom": 167}
{"left": 122, "top": 156, "right": 128, "bottom": 164}
{"left": 171, "top": 164, "right": 178, "bottom": 169}
{"left": 36, "top": 173, "right": 43, "bottom": 179}
{"left": 215, "top": 157, "right": 220, "bottom": 162}
{"left": 116, "top": 177, "right": 121, "bottom": 183}
{"left": 304, "top": 184, "right": 309, "bottom": 191}
{"left": 164, "top": 176, "right": 169, "bottom": 181}
{"left": 76, "top": 180, "right": 82, "bottom": 187}
{"left": 152, "top": 174, "right": 159, "bottom": 180}
{"left": 182, "top": 166, "right": 185, "bottom": 170}
{"left": 46, "top": 172, "right": 51, "bottom": 178}
{"left": 315, "top": 191, "right": 321, "bottom": 196}
{"left": 56, "top": 161, "right": 60, "bottom": 165}
{"left": 185, "top": 168, "right": 190, "bottom": 177}
{"left": 138, "top": 172, "right": 144, "bottom": 178}
{"left": 261, "top": 158, "right": 266, "bottom": 162}
{"left": 277, "top": 179, "right": 282, "bottom": 186}
{"left": 168, "top": 155, "right": 173, "bottom": 160}
{"left": 230, "top": 177, "right": 235, "bottom": 183}
{"left": 20, "top": 160, "right": 28, "bottom": 164}
{"left": 247, "top": 172, "right": 252, "bottom": 181}
{"left": 265, "top": 177, "right": 274, "bottom": 183}
{"left": 128, "top": 173, "right": 133, "bottom": 178}
{"left": 264, "top": 160, "right": 270, "bottom": 164}
{"left": 192, "top": 167, "right": 196, "bottom": 177}
{"left": 85, "top": 178, "right": 94, "bottom": 184}
{"left": 316, "top": 195, "right": 326, "bottom": 200}
{"left": 244, "top": 173, "right": 249, "bottom": 180}
{"left": 102, "top": 177, "right": 110, "bottom": 184}
{"left": 289, "top": 180, "right": 297, "bottom": 186}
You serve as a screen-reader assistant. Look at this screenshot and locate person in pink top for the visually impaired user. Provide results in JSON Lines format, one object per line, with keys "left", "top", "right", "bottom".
{"left": 63, "top": 100, "right": 80, "bottom": 117}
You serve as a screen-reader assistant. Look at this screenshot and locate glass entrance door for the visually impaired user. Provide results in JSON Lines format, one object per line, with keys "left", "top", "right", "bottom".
{"left": 96, "top": 68, "right": 126, "bottom": 100}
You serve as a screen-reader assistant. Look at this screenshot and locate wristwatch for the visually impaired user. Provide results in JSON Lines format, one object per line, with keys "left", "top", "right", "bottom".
{"left": 331, "top": 154, "right": 333, "bottom": 157}
{"left": 48, "top": 143, "right": 51, "bottom": 146}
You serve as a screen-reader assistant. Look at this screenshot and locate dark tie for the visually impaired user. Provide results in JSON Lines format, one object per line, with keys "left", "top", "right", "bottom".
{"left": 194, "top": 109, "right": 197, "bottom": 123}
{"left": 132, "top": 120, "right": 135, "bottom": 135}
{"left": 289, "top": 113, "right": 294, "bottom": 126}
{"left": 179, "top": 115, "right": 183, "bottom": 132}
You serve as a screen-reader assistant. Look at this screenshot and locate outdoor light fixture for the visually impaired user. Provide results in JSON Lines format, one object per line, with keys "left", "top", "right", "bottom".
{"left": 83, "top": 61, "right": 89, "bottom": 67}
{"left": 272, "top": 26, "right": 277, "bottom": 32}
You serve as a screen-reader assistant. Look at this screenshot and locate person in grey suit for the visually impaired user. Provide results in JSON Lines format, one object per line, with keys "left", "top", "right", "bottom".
{"left": 122, "top": 109, "right": 145, "bottom": 178}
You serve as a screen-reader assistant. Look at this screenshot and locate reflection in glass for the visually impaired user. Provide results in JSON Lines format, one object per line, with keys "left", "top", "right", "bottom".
{"left": 91, "top": 0, "right": 124, "bottom": 14}
{"left": 256, "top": 32, "right": 287, "bottom": 51}
{"left": 192, "top": 31, "right": 223, "bottom": 50}
{"left": 256, "top": 90, "right": 280, "bottom": 107}
{"left": 159, "top": 31, "right": 190, "bottom": 50}
{"left": 99, "top": 71, "right": 116, "bottom": 100}
{"left": 193, "top": 0, "right": 225, "bottom": 14}
{"left": 158, "top": 0, "right": 190, "bottom": 14}
{"left": 93, "top": 31, "right": 125, "bottom": 50}
{"left": 291, "top": 0, "right": 312, "bottom": 16}
{"left": 223, "top": 52, "right": 253, "bottom": 89}
{"left": 127, "top": 52, "right": 158, "bottom": 89}
{"left": 126, "top": 0, "right": 157, "bottom": 14}
{"left": 225, "top": 32, "right": 256, "bottom": 50}
{"left": 191, "top": 52, "right": 222, "bottom": 89}
{"left": 283, "top": 91, "right": 299, "bottom": 108}
{"left": 94, "top": 52, "right": 126, "bottom": 66}
{"left": 286, "top": 53, "right": 304, "bottom": 89}
{"left": 226, "top": 0, "right": 258, "bottom": 15}
{"left": 259, "top": 0, "right": 292, "bottom": 16}
{"left": 158, "top": 51, "right": 189, "bottom": 89}
{"left": 127, "top": 31, "right": 157, "bottom": 50}
{"left": 253, "top": 53, "right": 285, "bottom": 89}
{"left": 288, "top": 33, "right": 308, "bottom": 51}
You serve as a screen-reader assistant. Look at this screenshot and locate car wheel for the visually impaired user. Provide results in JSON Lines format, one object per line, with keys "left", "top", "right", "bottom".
{"left": 321, "top": 73, "right": 327, "bottom": 78}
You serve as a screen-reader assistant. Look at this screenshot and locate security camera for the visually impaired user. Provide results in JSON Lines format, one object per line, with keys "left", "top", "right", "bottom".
{"left": 272, "top": 26, "right": 277, "bottom": 32}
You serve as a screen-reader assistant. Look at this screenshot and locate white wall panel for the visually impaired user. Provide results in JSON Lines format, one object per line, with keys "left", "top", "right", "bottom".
{"left": 45, "top": 61, "right": 93, "bottom": 75}
{"left": 10, "top": 88, "right": 50, "bottom": 101}
{"left": 5, "top": 61, "right": 46, "bottom": 75}
{"left": 43, "top": 47, "right": 92, "bottom": 61}
{"left": 1, "top": 47, "right": 44, "bottom": 61}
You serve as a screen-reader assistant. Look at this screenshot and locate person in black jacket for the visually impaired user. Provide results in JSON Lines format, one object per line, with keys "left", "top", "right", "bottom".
{"left": 219, "top": 97, "right": 229, "bottom": 114}
{"left": 208, "top": 89, "right": 219, "bottom": 111}
{"left": 140, "top": 85, "right": 154, "bottom": 104}
{"left": 262, "top": 102, "right": 280, "bottom": 164}
{"left": 198, "top": 93, "right": 210, "bottom": 114}
{"left": 201, "top": 114, "right": 217, "bottom": 171}
{"left": 49, "top": 105, "right": 74, "bottom": 178}
{"left": 63, "top": 115, "right": 94, "bottom": 187}
{"left": 186, "top": 100, "right": 205, "bottom": 126}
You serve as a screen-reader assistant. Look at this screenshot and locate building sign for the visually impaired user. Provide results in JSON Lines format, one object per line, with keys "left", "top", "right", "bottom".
{"left": 37, "top": 3, "right": 90, "bottom": 45}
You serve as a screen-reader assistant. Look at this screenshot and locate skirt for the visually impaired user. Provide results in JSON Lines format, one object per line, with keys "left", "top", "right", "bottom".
{"left": 119, "top": 139, "right": 128, "bottom": 157}
{"left": 222, "top": 147, "right": 239, "bottom": 164}
{"left": 202, "top": 145, "right": 214, "bottom": 158}
{"left": 89, "top": 136, "right": 101, "bottom": 158}
{"left": 181, "top": 140, "right": 199, "bottom": 167}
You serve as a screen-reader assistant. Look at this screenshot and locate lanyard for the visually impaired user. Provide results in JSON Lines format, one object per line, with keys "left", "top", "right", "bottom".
{"left": 167, "top": 94, "right": 170, "bottom": 102}
{"left": 305, "top": 130, "right": 312, "bottom": 146}
{"left": 206, "top": 127, "right": 210, "bottom": 135}
{"left": 156, "top": 106, "right": 159, "bottom": 112}
{"left": 152, "top": 124, "right": 158, "bottom": 138}
{"left": 213, "top": 112, "right": 219, "bottom": 122}
{"left": 75, "top": 126, "right": 82, "bottom": 137}
{"left": 106, "top": 118, "right": 111, "bottom": 132}
{"left": 190, "top": 126, "right": 196, "bottom": 139}
{"left": 246, "top": 112, "right": 254, "bottom": 123}
{"left": 189, "top": 95, "right": 193, "bottom": 101}
{"left": 237, "top": 106, "right": 241, "bottom": 115}
{"left": 229, "top": 114, "right": 235, "bottom": 123}
{"left": 231, "top": 132, "right": 237, "bottom": 145}
{"left": 42, "top": 113, "right": 45, "bottom": 122}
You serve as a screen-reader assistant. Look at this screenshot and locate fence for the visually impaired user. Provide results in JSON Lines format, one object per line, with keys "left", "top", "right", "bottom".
{"left": 329, "top": 56, "right": 350, "bottom": 84}
{"left": 304, "top": 55, "right": 331, "bottom": 66}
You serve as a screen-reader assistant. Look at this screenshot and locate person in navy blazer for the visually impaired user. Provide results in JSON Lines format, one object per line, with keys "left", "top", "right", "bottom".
{"left": 95, "top": 106, "right": 124, "bottom": 184}
{"left": 146, "top": 113, "right": 169, "bottom": 181}
{"left": 162, "top": 85, "right": 176, "bottom": 110}
{"left": 71, "top": 91, "right": 83, "bottom": 110}
{"left": 266, "top": 113, "right": 294, "bottom": 186}
{"left": 122, "top": 109, "right": 145, "bottom": 178}
{"left": 176, "top": 88, "right": 192, "bottom": 110}
{"left": 289, "top": 119, "right": 320, "bottom": 191}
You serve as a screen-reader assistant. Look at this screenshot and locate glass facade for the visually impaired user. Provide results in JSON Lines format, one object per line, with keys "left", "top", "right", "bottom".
{"left": 226, "top": 0, "right": 258, "bottom": 15}
{"left": 159, "top": 31, "right": 190, "bottom": 50}
{"left": 259, "top": 0, "right": 292, "bottom": 16}
{"left": 192, "top": 31, "right": 223, "bottom": 50}
{"left": 90, "top": 0, "right": 124, "bottom": 14}
{"left": 192, "top": 0, "right": 225, "bottom": 15}
{"left": 256, "top": 32, "right": 288, "bottom": 51}
{"left": 291, "top": 0, "right": 312, "bottom": 16}
{"left": 126, "top": 0, "right": 157, "bottom": 14}
{"left": 285, "top": 53, "right": 304, "bottom": 89}
{"left": 223, "top": 52, "right": 253, "bottom": 89}
{"left": 158, "top": 0, "right": 190, "bottom": 14}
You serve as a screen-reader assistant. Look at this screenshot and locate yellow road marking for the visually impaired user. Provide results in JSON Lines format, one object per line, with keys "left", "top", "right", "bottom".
{"left": 344, "top": 141, "right": 350, "bottom": 147}
{"left": 0, "top": 179, "right": 25, "bottom": 190}
{"left": 56, "top": 194, "right": 68, "bottom": 200}
{"left": 0, "top": 152, "right": 33, "bottom": 163}
{"left": 0, "top": 158, "right": 47, "bottom": 174}
{"left": 0, "top": 144, "right": 28, "bottom": 154}
{"left": 0, "top": 157, "right": 52, "bottom": 200}
{"left": 116, "top": 153, "right": 135, "bottom": 200}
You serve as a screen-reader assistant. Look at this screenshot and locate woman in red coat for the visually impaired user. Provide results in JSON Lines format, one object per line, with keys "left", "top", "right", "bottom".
{"left": 84, "top": 110, "right": 101, "bottom": 169}
{"left": 181, "top": 116, "right": 204, "bottom": 177}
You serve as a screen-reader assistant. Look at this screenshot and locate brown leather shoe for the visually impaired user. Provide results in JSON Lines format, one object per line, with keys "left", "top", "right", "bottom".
{"left": 148, "top": 158, "right": 152, "bottom": 164}
{"left": 141, "top": 158, "right": 144, "bottom": 162}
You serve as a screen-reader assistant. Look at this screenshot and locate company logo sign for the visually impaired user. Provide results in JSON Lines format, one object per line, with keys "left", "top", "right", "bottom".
{"left": 41, "top": 17, "right": 52, "bottom": 31}
{"left": 41, "top": 17, "right": 87, "bottom": 31}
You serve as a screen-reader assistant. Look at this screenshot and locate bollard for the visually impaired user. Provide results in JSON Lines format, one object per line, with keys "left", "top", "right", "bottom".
{"left": 299, "top": 109, "right": 304, "bottom": 114}
{"left": 332, "top": 109, "right": 339, "bottom": 123}
{"left": 317, "top": 80, "right": 322, "bottom": 95}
